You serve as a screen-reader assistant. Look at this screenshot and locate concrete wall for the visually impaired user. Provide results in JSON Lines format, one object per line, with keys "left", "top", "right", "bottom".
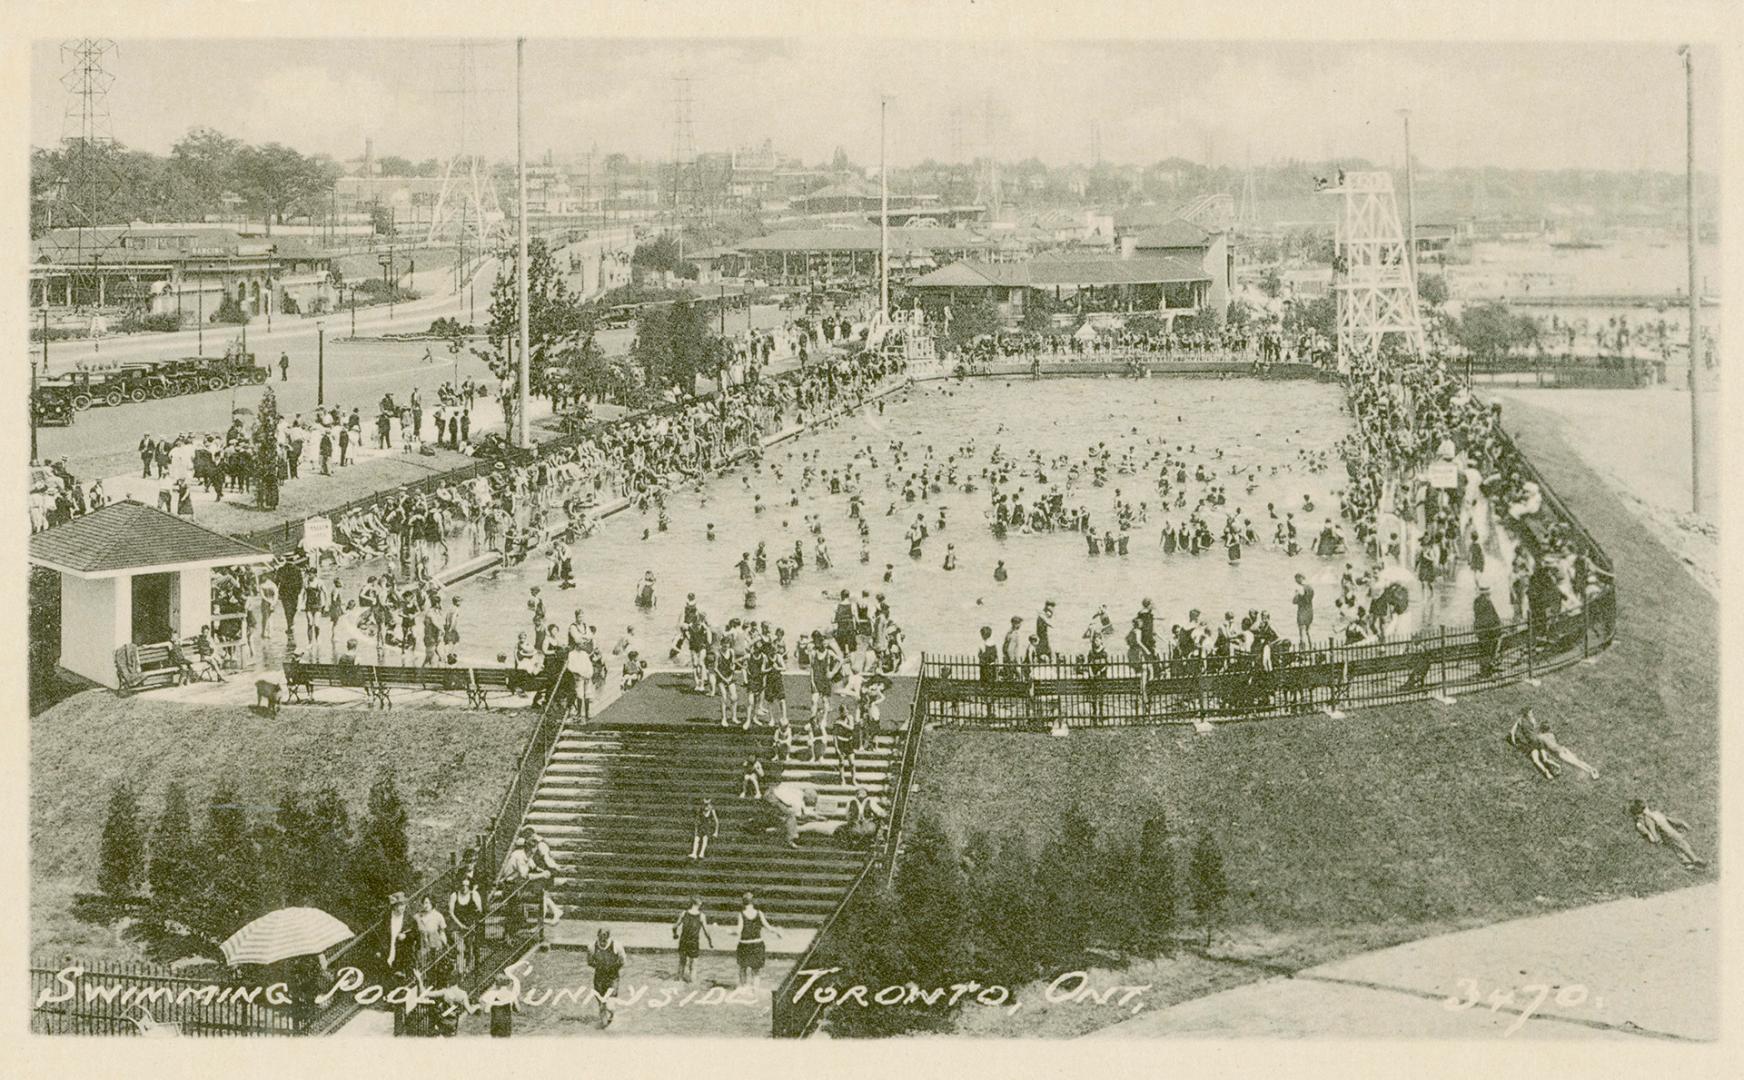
{"left": 177, "top": 566, "right": 210, "bottom": 637}
{"left": 60, "top": 574, "right": 127, "bottom": 689}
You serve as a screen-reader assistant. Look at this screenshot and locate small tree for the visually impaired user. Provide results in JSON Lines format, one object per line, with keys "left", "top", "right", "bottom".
{"left": 1134, "top": 814, "right": 1179, "bottom": 953}
{"left": 891, "top": 812, "right": 970, "bottom": 994}
{"left": 967, "top": 829, "right": 1042, "bottom": 985}
{"left": 214, "top": 292, "right": 251, "bottom": 325}
{"left": 1187, "top": 832, "right": 1229, "bottom": 949}
{"left": 349, "top": 768, "right": 414, "bottom": 919}
{"left": 1257, "top": 266, "right": 1283, "bottom": 300}
{"left": 818, "top": 882, "right": 909, "bottom": 1038}
{"left": 1032, "top": 805, "right": 1098, "bottom": 967}
{"left": 192, "top": 781, "right": 264, "bottom": 949}
{"left": 1417, "top": 273, "right": 1449, "bottom": 309}
{"left": 97, "top": 783, "right": 147, "bottom": 900}
{"left": 148, "top": 782, "right": 196, "bottom": 905}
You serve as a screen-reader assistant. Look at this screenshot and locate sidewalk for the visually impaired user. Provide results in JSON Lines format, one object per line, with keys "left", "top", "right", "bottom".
{"left": 95, "top": 386, "right": 555, "bottom": 539}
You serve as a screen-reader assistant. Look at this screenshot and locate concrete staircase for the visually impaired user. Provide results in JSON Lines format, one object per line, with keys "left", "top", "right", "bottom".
{"left": 523, "top": 696, "right": 901, "bottom": 932}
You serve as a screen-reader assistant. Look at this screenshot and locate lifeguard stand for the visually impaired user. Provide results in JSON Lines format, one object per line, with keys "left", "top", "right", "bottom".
{"left": 1322, "top": 171, "right": 1425, "bottom": 366}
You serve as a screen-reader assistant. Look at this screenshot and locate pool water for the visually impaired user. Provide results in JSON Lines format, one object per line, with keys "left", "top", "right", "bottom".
{"left": 452, "top": 376, "right": 1510, "bottom": 668}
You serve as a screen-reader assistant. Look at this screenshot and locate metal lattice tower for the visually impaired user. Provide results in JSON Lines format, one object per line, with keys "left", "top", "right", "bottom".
{"left": 52, "top": 39, "right": 129, "bottom": 308}
{"left": 427, "top": 42, "right": 507, "bottom": 247}
{"left": 1236, "top": 152, "right": 1260, "bottom": 230}
{"left": 670, "top": 76, "right": 697, "bottom": 212}
{"left": 1324, "top": 170, "right": 1425, "bottom": 363}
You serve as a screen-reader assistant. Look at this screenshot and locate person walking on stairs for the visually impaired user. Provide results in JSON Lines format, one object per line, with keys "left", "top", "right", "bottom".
{"left": 690, "top": 798, "right": 719, "bottom": 860}
{"left": 672, "top": 898, "right": 714, "bottom": 984}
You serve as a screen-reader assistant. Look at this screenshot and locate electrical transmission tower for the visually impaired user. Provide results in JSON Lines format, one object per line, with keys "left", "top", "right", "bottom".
{"left": 670, "top": 76, "right": 697, "bottom": 214}
{"left": 52, "top": 38, "right": 129, "bottom": 309}
{"left": 427, "top": 41, "right": 507, "bottom": 248}
{"left": 1323, "top": 170, "right": 1425, "bottom": 364}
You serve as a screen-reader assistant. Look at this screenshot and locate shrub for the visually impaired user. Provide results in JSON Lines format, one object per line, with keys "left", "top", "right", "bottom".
{"left": 214, "top": 293, "right": 251, "bottom": 325}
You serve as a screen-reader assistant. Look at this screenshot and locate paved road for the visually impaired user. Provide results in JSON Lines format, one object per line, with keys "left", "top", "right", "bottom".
{"left": 34, "top": 228, "right": 656, "bottom": 476}
{"left": 38, "top": 290, "right": 797, "bottom": 480}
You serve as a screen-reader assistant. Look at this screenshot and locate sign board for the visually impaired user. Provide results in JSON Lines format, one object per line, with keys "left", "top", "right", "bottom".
{"left": 1424, "top": 461, "right": 1460, "bottom": 489}
{"left": 301, "top": 515, "right": 334, "bottom": 550}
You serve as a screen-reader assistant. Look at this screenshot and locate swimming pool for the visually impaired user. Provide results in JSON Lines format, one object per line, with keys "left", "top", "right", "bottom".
{"left": 450, "top": 375, "right": 1512, "bottom": 668}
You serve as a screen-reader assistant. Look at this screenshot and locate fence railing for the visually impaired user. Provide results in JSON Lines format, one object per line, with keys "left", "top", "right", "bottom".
{"left": 473, "top": 670, "right": 574, "bottom": 889}
{"left": 31, "top": 957, "right": 302, "bottom": 1037}
{"left": 920, "top": 593, "right": 1611, "bottom": 730}
{"left": 770, "top": 679, "right": 927, "bottom": 1039}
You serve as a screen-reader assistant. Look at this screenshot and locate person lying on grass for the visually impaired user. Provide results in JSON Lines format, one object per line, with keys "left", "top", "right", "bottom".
{"left": 1629, "top": 799, "right": 1707, "bottom": 869}
{"left": 1506, "top": 707, "right": 1599, "bottom": 780}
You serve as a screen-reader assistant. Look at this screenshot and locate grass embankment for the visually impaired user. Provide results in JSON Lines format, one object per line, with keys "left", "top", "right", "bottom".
{"left": 912, "top": 403, "right": 1718, "bottom": 1034}
{"left": 31, "top": 693, "right": 537, "bottom": 959}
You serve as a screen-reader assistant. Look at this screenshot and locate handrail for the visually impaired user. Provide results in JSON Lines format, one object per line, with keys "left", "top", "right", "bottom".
{"left": 769, "top": 857, "right": 878, "bottom": 1039}
{"left": 881, "top": 673, "right": 927, "bottom": 886}
{"left": 770, "top": 672, "right": 930, "bottom": 1039}
{"left": 473, "top": 669, "right": 573, "bottom": 887}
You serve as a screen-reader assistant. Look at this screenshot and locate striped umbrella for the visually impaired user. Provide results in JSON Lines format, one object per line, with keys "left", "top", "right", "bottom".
{"left": 220, "top": 907, "right": 354, "bottom": 967}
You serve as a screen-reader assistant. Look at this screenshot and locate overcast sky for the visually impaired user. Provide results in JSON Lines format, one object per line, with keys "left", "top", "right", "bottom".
{"left": 31, "top": 38, "right": 1722, "bottom": 173}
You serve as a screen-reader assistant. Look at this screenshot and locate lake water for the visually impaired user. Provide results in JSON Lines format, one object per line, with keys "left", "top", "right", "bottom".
{"left": 449, "top": 375, "right": 1512, "bottom": 668}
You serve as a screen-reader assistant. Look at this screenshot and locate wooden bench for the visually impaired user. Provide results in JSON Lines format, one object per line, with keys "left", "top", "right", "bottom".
{"left": 114, "top": 641, "right": 197, "bottom": 694}
{"left": 283, "top": 661, "right": 526, "bottom": 709}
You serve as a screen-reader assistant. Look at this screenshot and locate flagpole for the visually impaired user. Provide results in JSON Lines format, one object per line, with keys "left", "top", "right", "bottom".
{"left": 516, "top": 37, "right": 530, "bottom": 448}
{"left": 1680, "top": 45, "right": 1701, "bottom": 516}
{"left": 880, "top": 95, "right": 890, "bottom": 321}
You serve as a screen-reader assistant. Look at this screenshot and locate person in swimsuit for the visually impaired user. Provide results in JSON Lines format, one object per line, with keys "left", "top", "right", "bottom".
{"left": 734, "top": 892, "right": 781, "bottom": 991}
{"left": 586, "top": 928, "right": 627, "bottom": 1028}
{"left": 672, "top": 898, "right": 714, "bottom": 983}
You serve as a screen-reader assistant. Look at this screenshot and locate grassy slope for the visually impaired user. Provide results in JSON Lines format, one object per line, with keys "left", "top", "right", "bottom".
{"left": 31, "top": 695, "right": 537, "bottom": 958}
{"left": 912, "top": 399, "right": 1717, "bottom": 990}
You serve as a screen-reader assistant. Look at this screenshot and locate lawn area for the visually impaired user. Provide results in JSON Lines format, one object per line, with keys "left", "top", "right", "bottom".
{"left": 30, "top": 692, "right": 538, "bottom": 960}
{"left": 909, "top": 398, "right": 1718, "bottom": 1024}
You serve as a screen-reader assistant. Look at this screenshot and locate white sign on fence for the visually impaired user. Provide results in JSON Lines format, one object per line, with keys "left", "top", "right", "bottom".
{"left": 1424, "top": 461, "right": 1460, "bottom": 489}
{"left": 301, "top": 515, "right": 334, "bottom": 550}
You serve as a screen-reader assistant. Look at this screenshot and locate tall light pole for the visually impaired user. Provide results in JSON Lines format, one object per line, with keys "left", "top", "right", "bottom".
{"left": 879, "top": 94, "right": 891, "bottom": 320}
{"left": 317, "top": 319, "right": 326, "bottom": 407}
{"left": 1680, "top": 45, "right": 1701, "bottom": 516}
{"left": 1398, "top": 108, "right": 1416, "bottom": 286}
{"left": 515, "top": 36, "right": 531, "bottom": 449}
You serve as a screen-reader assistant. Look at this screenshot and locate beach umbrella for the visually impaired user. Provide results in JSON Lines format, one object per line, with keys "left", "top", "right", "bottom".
{"left": 219, "top": 907, "right": 354, "bottom": 967}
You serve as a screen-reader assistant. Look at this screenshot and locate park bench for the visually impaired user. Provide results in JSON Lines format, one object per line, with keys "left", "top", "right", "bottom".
{"left": 283, "top": 661, "right": 525, "bottom": 709}
{"left": 114, "top": 640, "right": 198, "bottom": 694}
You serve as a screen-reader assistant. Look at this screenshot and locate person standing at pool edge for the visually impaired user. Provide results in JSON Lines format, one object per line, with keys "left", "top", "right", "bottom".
{"left": 1293, "top": 573, "right": 1315, "bottom": 646}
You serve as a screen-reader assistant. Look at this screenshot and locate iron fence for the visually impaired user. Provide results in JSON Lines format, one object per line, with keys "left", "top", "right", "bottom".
{"left": 31, "top": 957, "right": 302, "bottom": 1037}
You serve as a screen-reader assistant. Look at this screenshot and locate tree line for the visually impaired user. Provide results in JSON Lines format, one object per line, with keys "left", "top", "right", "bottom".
{"left": 79, "top": 770, "right": 417, "bottom": 964}
{"left": 811, "top": 807, "right": 1229, "bottom": 1037}
{"left": 32, "top": 126, "right": 340, "bottom": 237}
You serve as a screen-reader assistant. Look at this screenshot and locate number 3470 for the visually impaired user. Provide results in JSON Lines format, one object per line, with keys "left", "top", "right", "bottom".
{"left": 1442, "top": 979, "right": 1597, "bottom": 1037}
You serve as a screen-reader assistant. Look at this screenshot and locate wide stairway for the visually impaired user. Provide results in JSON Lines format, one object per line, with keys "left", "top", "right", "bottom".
{"left": 523, "top": 685, "right": 904, "bottom": 932}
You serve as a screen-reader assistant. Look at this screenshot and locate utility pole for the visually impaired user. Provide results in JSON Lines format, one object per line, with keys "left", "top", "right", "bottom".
{"left": 42, "top": 306, "right": 50, "bottom": 375}
{"left": 880, "top": 94, "right": 891, "bottom": 320}
{"left": 317, "top": 319, "right": 326, "bottom": 406}
{"left": 197, "top": 280, "right": 205, "bottom": 356}
{"left": 1680, "top": 45, "right": 1701, "bottom": 516}
{"left": 516, "top": 36, "right": 530, "bottom": 448}
{"left": 1398, "top": 109, "right": 1416, "bottom": 286}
